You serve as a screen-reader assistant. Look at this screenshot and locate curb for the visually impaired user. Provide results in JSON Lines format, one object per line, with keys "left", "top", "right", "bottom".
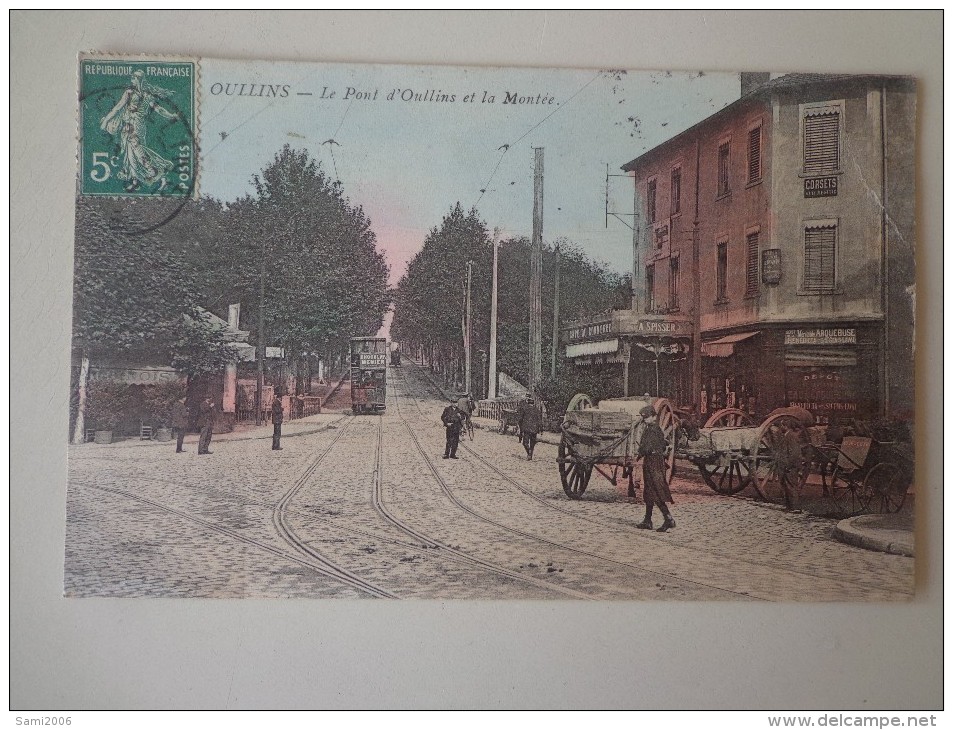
{"left": 832, "top": 514, "right": 915, "bottom": 557}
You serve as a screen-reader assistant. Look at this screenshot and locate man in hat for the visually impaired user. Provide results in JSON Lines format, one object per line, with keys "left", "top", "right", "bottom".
{"left": 635, "top": 404, "right": 676, "bottom": 532}
{"left": 518, "top": 395, "right": 543, "bottom": 460}
{"left": 170, "top": 396, "right": 189, "bottom": 453}
{"left": 441, "top": 398, "right": 465, "bottom": 459}
{"left": 271, "top": 390, "right": 285, "bottom": 451}
{"left": 197, "top": 397, "right": 216, "bottom": 455}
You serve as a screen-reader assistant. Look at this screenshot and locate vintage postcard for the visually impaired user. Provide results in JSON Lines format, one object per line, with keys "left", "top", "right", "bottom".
{"left": 67, "top": 56, "right": 916, "bottom": 600}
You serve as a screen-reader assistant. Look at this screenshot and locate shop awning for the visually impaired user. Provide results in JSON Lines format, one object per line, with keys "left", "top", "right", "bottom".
{"left": 784, "top": 347, "right": 857, "bottom": 367}
{"left": 701, "top": 331, "right": 760, "bottom": 358}
{"left": 566, "top": 338, "right": 619, "bottom": 359}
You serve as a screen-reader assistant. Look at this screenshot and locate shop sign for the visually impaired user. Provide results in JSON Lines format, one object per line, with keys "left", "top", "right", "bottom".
{"left": 633, "top": 319, "right": 690, "bottom": 335}
{"left": 566, "top": 321, "right": 612, "bottom": 341}
{"left": 761, "top": 249, "right": 781, "bottom": 285}
{"left": 784, "top": 328, "right": 856, "bottom": 346}
{"left": 89, "top": 366, "right": 184, "bottom": 384}
{"left": 804, "top": 176, "right": 838, "bottom": 198}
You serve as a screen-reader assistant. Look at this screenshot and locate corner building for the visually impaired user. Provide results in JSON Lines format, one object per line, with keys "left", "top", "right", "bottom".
{"left": 565, "top": 73, "right": 915, "bottom": 423}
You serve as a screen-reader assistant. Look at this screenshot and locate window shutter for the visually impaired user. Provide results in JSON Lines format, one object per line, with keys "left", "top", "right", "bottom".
{"left": 748, "top": 126, "right": 762, "bottom": 183}
{"left": 746, "top": 231, "right": 760, "bottom": 295}
{"left": 804, "top": 225, "right": 836, "bottom": 290}
{"left": 718, "top": 143, "right": 730, "bottom": 195}
{"left": 647, "top": 180, "right": 657, "bottom": 223}
{"left": 804, "top": 111, "right": 839, "bottom": 174}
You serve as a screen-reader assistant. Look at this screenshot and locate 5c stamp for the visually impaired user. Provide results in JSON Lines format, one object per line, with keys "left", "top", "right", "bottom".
{"left": 79, "top": 57, "right": 196, "bottom": 197}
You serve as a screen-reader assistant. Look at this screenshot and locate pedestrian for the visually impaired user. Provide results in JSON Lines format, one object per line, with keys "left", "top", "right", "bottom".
{"left": 170, "top": 396, "right": 189, "bottom": 453}
{"left": 271, "top": 391, "right": 285, "bottom": 450}
{"left": 635, "top": 405, "right": 676, "bottom": 532}
{"left": 777, "top": 421, "right": 807, "bottom": 509}
{"left": 518, "top": 395, "right": 543, "bottom": 460}
{"left": 197, "top": 397, "right": 216, "bottom": 455}
{"left": 441, "top": 398, "right": 465, "bottom": 459}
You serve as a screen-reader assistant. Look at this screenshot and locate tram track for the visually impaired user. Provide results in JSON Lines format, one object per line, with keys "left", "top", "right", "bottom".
{"left": 391, "top": 364, "right": 913, "bottom": 601}
{"left": 389, "top": 368, "right": 766, "bottom": 600}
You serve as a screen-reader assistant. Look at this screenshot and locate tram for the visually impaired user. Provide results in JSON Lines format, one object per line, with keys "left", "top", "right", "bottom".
{"left": 349, "top": 336, "right": 387, "bottom": 414}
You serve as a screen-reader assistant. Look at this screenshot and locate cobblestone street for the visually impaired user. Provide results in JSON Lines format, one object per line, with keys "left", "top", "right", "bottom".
{"left": 65, "top": 362, "right": 914, "bottom": 600}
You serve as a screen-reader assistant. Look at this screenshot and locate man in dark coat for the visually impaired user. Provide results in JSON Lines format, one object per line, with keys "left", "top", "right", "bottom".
{"left": 635, "top": 405, "right": 676, "bottom": 532}
{"left": 271, "top": 392, "right": 285, "bottom": 450}
{"left": 441, "top": 400, "right": 465, "bottom": 459}
{"left": 518, "top": 395, "right": 543, "bottom": 460}
{"left": 170, "top": 396, "right": 189, "bottom": 453}
{"left": 197, "top": 397, "right": 216, "bottom": 455}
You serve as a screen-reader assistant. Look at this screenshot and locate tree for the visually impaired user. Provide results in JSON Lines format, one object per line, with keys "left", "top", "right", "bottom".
{"left": 71, "top": 200, "right": 236, "bottom": 442}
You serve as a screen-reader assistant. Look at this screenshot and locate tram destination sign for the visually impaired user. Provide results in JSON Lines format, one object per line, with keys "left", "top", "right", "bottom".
{"left": 359, "top": 353, "right": 387, "bottom": 368}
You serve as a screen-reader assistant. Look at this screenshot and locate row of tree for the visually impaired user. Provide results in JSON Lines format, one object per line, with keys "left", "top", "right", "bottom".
{"left": 71, "top": 145, "right": 390, "bottom": 440}
{"left": 391, "top": 204, "right": 629, "bottom": 408}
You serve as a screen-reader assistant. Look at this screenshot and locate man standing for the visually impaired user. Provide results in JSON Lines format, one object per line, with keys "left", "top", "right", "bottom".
{"left": 635, "top": 405, "right": 676, "bottom": 532}
{"left": 518, "top": 395, "right": 543, "bottom": 460}
{"left": 197, "top": 397, "right": 216, "bottom": 455}
{"left": 271, "top": 391, "right": 285, "bottom": 450}
{"left": 777, "top": 421, "right": 807, "bottom": 509}
{"left": 170, "top": 396, "right": 189, "bottom": 453}
{"left": 441, "top": 399, "right": 464, "bottom": 459}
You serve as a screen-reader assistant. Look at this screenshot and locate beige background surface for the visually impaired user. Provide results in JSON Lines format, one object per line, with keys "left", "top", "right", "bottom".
{"left": 10, "top": 10, "right": 943, "bottom": 709}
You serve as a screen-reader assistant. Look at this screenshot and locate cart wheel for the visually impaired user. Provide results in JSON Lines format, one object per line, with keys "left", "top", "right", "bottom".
{"left": 703, "top": 408, "right": 754, "bottom": 428}
{"left": 652, "top": 398, "right": 678, "bottom": 484}
{"left": 697, "top": 459, "right": 752, "bottom": 495}
{"left": 749, "top": 412, "right": 809, "bottom": 496}
{"left": 861, "top": 462, "right": 907, "bottom": 514}
{"left": 566, "top": 393, "right": 595, "bottom": 413}
{"left": 828, "top": 468, "right": 868, "bottom": 517}
{"left": 558, "top": 438, "right": 591, "bottom": 499}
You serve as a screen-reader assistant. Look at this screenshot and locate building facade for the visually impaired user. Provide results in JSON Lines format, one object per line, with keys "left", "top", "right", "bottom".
{"left": 565, "top": 73, "right": 915, "bottom": 424}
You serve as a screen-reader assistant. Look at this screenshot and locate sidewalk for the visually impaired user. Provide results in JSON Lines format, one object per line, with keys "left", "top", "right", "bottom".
{"left": 832, "top": 512, "right": 915, "bottom": 557}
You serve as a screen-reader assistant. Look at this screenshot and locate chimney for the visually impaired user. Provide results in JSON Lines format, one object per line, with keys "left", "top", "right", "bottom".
{"left": 740, "top": 72, "right": 771, "bottom": 97}
{"left": 228, "top": 303, "right": 241, "bottom": 330}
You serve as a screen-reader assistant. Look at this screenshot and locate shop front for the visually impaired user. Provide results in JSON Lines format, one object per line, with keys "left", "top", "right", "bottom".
{"left": 563, "top": 310, "right": 693, "bottom": 402}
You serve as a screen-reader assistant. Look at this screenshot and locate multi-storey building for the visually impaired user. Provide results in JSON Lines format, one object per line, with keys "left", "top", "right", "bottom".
{"left": 563, "top": 73, "right": 915, "bottom": 423}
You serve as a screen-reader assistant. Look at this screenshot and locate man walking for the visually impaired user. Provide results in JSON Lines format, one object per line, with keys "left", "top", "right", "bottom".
{"left": 197, "top": 397, "right": 216, "bottom": 455}
{"left": 171, "top": 396, "right": 189, "bottom": 453}
{"left": 271, "top": 391, "right": 285, "bottom": 450}
{"left": 518, "top": 395, "right": 543, "bottom": 460}
{"left": 441, "top": 399, "right": 464, "bottom": 459}
{"left": 635, "top": 405, "right": 676, "bottom": 532}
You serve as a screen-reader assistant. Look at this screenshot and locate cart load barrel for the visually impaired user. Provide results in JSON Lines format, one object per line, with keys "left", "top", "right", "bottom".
{"left": 558, "top": 394, "right": 678, "bottom": 500}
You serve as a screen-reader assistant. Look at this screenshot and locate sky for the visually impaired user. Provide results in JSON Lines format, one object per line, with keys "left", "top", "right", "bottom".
{"left": 198, "top": 59, "right": 742, "bottom": 290}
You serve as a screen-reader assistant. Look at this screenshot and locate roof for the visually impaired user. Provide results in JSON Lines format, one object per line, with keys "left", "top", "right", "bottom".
{"left": 621, "top": 72, "right": 914, "bottom": 172}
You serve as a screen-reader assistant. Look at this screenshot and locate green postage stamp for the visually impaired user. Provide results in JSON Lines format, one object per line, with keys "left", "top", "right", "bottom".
{"left": 79, "top": 56, "right": 196, "bottom": 197}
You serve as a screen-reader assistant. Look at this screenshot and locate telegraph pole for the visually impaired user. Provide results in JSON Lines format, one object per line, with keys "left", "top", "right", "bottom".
{"left": 255, "top": 236, "right": 267, "bottom": 426}
{"left": 488, "top": 227, "right": 500, "bottom": 399}
{"left": 529, "top": 147, "right": 544, "bottom": 392}
{"left": 551, "top": 241, "right": 560, "bottom": 379}
{"left": 464, "top": 259, "right": 473, "bottom": 395}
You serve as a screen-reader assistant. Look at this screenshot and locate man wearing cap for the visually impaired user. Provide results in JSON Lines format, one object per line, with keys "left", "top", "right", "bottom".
{"left": 636, "top": 404, "right": 677, "bottom": 532}
{"left": 518, "top": 395, "right": 543, "bottom": 460}
{"left": 441, "top": 399, "right": 465, "bottom": 459}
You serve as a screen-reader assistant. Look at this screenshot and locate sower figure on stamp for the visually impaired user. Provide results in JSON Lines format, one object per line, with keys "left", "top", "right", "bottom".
{"left": 171, "top": 396, "right": 189, "bottom": 453}
{"left": 441, "top": 399, "right": 464, "bottom": 459}
{"left": 197, "top": 397, "right": 216, "bottom": 455}
{"left": 518, "top": 395, "right": 543, "bottom": 460}
{"left": 635, "top": 405, "right": 676, "bottom": 532}
{"left": 271, "top": 391, "right": 284, "bottom": 451}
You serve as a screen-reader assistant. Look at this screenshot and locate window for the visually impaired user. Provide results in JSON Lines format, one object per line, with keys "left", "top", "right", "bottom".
{"left": 670, "top": 166, "right": 682, "bottom": 216}
{"left": 646, "top": 178, "right": 657, "bottom": 223}
{"left": 716, "top": 241, "right": 728, "bottom": 302}
{"left": 803, "top": 106, "right": 841, "bottom": 174}
{"left": 669, "top": 255, "right": 680, "bottom": 310}
{"left": 745, "top": 229, "right": 760, "bottom": 296}
{"left": 803, "top": 223, "right": 836, "bottom": 291}
{"left": 747, "top": 124, "right": 762, "bottom": 184}
{"left": 645, "top": 264, "right": 655, "bottom": 313}
{"left": 717, "top": 141, "right": 731, "bottom": 197}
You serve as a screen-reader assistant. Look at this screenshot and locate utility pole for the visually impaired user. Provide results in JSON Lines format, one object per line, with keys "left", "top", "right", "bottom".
{"left": 255, "top": 235, "right": 267, "bottom": 426}
{"left": 529, "top": 147, "right": 544, "bottom": 393}
{"left": 551, "top": 241, "right": 560, "bottom": 379}
{"left": 464, "top": 259, "right": 473, "bottom": 395}
{"left": 488, "top": 227, "right": 500, "bottom": 399}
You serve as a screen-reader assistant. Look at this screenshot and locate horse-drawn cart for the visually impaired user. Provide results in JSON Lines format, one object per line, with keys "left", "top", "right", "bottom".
{"left": 558, "top": 394, "right": 677, "bottom": 499}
